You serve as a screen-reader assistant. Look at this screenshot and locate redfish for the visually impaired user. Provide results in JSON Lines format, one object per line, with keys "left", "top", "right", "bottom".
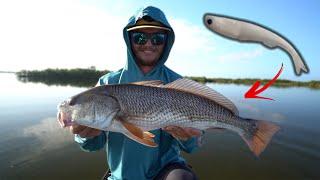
{"left": 57, "top": 78, "right": 279, "bottom": 156}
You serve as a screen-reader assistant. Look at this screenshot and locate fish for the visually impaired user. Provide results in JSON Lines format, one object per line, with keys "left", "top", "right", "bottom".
{"left": 203, "top": 13, "right": 308, "bottom": 76}
{"left": 57, "top": 78, "right": 279, "bottom": 156}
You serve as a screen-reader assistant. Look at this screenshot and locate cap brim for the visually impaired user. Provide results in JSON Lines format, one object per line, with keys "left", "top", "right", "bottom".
{"left": 127, "top": 25, "right": 171, "bottom": 32}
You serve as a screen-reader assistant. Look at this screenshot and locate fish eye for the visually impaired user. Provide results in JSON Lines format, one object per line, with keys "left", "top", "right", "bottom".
{"left": 207, "top": 18, "right": 212, "bottom": 25}
{"left": 68, "top": 97, "right": 77, "bottom": 106}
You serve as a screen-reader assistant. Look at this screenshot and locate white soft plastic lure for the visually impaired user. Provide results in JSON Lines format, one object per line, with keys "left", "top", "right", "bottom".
{"left": 203, "top": 13, "right": 308, "bottom": 76}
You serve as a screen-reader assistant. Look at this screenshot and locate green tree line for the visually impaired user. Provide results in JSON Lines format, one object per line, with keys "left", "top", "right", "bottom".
{"left": 185, "top": 76, "right": 320, "bottom": 89}
{"left": 16, "top": 68, "right": 320, "bottom": 89}
{"left": 16, "top": 68, "right": 109, "bottom": 87}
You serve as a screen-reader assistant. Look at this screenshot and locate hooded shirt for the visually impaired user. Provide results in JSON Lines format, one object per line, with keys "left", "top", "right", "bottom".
{"left": 75, "top": 6, "right": 200, "bottom": 180}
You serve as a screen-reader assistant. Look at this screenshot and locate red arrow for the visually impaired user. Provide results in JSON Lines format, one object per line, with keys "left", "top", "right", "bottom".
{"left": 244, "top": 63, "right": 283, "bottom": 100}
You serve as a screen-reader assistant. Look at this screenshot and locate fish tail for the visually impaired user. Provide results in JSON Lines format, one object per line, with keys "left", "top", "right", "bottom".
{"left": 241, "top": 120, "right": 280, "bottom": 156}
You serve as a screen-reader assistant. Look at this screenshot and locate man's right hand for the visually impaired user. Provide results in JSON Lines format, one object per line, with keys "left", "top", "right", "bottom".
{"left": 70, "top": 124, "right": 102, "bottom": 138}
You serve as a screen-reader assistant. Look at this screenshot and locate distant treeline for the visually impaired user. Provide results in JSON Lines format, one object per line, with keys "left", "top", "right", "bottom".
{"left": 186, "top": 76, "right": 320, "bottom": 89}
{"left": 16, "top": 68, "right": 320, "bottom": 89}
{"left": 16, "top": 68, "right": 109, "bottom": 87}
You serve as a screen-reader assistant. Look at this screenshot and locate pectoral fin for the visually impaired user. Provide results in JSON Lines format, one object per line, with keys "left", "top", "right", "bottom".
{"left": 120, "top": 120, "right": 157, "bottom": 147}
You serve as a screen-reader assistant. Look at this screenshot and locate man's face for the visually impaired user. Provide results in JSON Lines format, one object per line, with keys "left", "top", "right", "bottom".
{"left": 130, "top": 28, "right": 167, "bottom": 67}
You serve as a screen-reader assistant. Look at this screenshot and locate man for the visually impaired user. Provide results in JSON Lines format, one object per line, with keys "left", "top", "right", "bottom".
{"left": 70, "top": 6, "right": 202, "bottom": 180}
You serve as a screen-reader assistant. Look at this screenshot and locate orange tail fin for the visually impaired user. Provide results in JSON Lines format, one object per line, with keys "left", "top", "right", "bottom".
{"left": 242, "top": 120, "right": 280, "bottom": 156}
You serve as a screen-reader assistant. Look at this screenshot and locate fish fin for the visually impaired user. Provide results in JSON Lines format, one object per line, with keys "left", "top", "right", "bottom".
{"left": 164, "top": 78, "right": 239, "bottom": 115}
{"left": 143, "top": 131, "right": 155, "bottom": 139}
{"left": 130, "top": 80, "right": 164, "bottom": 87}
{"left": 120, "top": 120, "right": 158, "bottom": 147}
{"left": 242, "top": 120, "right": 280, "bottom": 156}
{"left": 123, "top": 131, "right": 158, "bottom": 147}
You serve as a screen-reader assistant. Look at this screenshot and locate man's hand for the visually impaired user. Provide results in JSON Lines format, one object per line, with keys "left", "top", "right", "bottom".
{"left": 162, "top": 126, "right": 202, "bottom": 141}
{"left": 70, "top": 124, "right": 102, "bottom": 138}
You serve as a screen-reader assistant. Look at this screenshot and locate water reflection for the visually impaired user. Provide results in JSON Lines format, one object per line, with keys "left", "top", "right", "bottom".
{"left": 234, "top": 99, "right": 287, "bottom": 122}
{"left": 17, "top": 76, "right": 96, "bottom": 87}
{"left": 4, "top": 117, "right": 72, "bottom": 169}
{"left": 1, "top": 73, "right": 320, "bottom": 179}
{"left": 270, "top": 113, "right": 286, "bottom": 122}
{"left": 23, "top": 117, "right": 73, "bottom": 151}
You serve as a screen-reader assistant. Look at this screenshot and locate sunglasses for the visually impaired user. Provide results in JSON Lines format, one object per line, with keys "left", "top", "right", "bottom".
{"left": 131, "top": 32, "right": 167, "bottom": 45}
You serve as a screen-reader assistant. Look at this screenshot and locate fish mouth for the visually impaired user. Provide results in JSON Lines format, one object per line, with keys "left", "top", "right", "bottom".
{"left": 57, "top": 100, "right": 74, "bottom": 128}
{"left": 57, "top": 111, "right": 73, "bottom": 128}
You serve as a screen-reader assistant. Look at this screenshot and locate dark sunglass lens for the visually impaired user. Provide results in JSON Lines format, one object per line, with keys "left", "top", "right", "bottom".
{"left": 132, "top": 32, "right": 147, "bottom": 45}
{"left": 151, "top": 33, "right": 166, "bottom": 45}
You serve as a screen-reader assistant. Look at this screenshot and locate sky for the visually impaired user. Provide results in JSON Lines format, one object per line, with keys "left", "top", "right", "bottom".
{"left": 0, "top": 0, "right": 319, "bottom": 81}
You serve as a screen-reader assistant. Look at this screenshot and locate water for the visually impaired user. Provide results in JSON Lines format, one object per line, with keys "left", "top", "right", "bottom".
{"left": 0, "top": 73, "right": 319, "bottom": 179}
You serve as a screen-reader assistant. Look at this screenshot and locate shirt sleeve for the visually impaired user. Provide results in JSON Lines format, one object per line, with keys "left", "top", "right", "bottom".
{"left": 74, "top": 132, "right": 107, "bottom": 152}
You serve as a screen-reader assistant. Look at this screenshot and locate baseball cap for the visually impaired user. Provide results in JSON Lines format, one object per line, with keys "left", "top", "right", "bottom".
{"left": 127, "top": 18, "right": 171, "bottom": 32}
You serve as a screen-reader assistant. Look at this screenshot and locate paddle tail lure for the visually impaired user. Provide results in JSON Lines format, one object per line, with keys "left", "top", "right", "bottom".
{"left": 203, "top": 13, "right": 308, "bottom": 76}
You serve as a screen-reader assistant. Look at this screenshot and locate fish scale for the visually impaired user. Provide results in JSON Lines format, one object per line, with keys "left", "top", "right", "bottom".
{"left": 107, "top": 84, "right": 235, "bottom": 130}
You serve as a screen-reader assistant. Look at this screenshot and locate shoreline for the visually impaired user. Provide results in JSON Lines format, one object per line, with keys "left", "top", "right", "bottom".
{"left": 14, "top": 69, "right": 320, "bottom": 89}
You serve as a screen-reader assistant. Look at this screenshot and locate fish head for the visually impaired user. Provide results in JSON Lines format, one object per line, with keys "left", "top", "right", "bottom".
{"left": 203, "top": 13, "right": 241, "bottom": 38}
{"left": 57, "top": 86, "right": 120, "bottom": 129}
{"left": 203, "top": 13, "right": 218, "bottom": 31}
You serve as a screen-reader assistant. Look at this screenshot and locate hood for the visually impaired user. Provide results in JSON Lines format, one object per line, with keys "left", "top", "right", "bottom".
{"left": 119, "top": 6, "right": 176, "bottom": 83}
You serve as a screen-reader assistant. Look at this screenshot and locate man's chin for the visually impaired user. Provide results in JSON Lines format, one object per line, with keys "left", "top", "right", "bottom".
{"left": 140, "top": 61, "right": 157, "bottom": 66}
{"left": 136, "top": 59, "right": 158, "bottom": 66}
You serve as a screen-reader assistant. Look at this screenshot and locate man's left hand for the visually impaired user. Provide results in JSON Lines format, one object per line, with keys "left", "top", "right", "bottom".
{"left": 162, "top": 126, "right": 202, "bottom": 141}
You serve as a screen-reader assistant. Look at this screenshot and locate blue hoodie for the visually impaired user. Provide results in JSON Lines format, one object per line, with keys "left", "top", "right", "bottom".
{"left": 75, "top": 6, "right": 200, "bottom": 180}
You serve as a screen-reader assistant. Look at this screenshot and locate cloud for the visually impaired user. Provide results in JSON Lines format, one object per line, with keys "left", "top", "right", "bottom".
{"left": 0, "top": 0, "right": 128, "bottom": 71}
{"left": 170, "top": 18, "right": 216, "bottom": 54}
{"left": 166, "top": 18, "right": 217, "bottom": 73}
{"left": 0, "top": 0, "right": 218, "bottom": 73}
{"left": 216, "top": 47, "right": 264, "bottom": 63}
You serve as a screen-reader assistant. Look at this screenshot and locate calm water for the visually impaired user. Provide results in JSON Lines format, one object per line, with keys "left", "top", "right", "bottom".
{"left": 0, "top": 73, "right": 319, "bottom": 180}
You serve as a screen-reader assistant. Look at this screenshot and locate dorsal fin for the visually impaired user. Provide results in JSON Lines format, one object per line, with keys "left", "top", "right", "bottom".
{"left": 130, "top": 80, "right": 164, "bottom": 87}
{"left": 164, "top": 78, "right": 239, "bottom": 115}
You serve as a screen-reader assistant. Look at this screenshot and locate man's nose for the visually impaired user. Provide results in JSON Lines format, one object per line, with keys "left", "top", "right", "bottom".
{"left": 144, "top": 39, "right": 153, "bottom": 46}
